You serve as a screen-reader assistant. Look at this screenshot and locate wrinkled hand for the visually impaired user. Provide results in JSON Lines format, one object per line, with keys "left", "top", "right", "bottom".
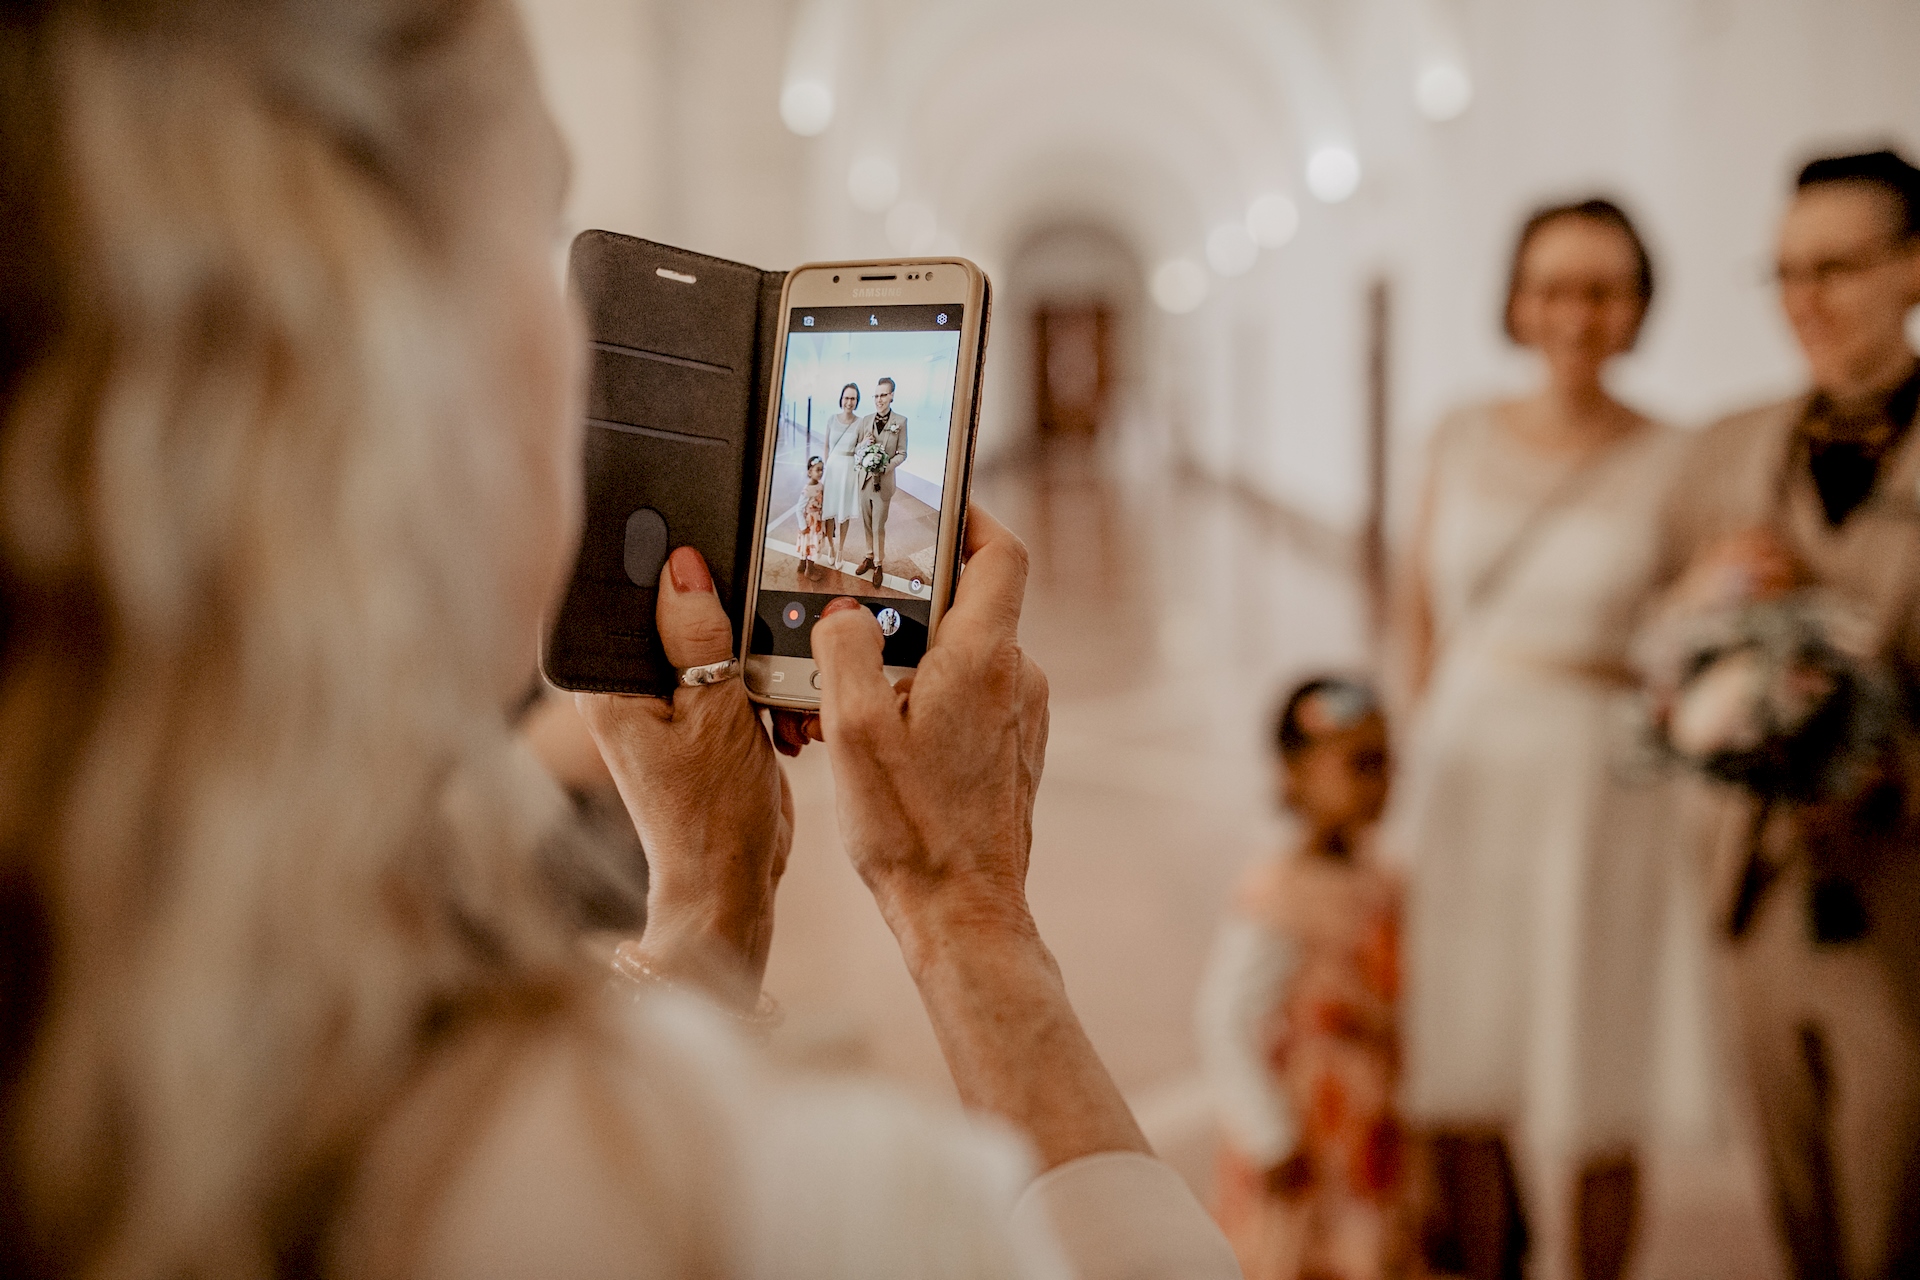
{"left": 576, "top": 547, "right": 795, "bottom": 1004}
{"left": 808, "top": 508, "right": 1159, "bottom": 1171}
{"left": 1675, "top": 526, "right": 1801, "bottom": 610}
{"left": 809, "top": 506, "right": 1050, "bottom": 957}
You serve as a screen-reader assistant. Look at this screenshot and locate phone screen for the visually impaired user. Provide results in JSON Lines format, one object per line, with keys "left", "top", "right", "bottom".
{"left": 749, "top": 302, "right": 966, "bottom": 667}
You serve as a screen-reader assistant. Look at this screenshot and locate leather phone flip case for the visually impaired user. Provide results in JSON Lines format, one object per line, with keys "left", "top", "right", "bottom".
{"left": 542, "top": 231, "right": 784, "bottom": 696}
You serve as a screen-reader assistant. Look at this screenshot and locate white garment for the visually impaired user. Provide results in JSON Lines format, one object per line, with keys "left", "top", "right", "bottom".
{"left": 820, "top": 414, "right": 864, "bottom": 524}
{"left": 1390, "top": 405, "right": 1717, "bottom": 1166}
{"left": 1195, "top": 918, "right": 1300, "bottom": 1166}
{"left": 403, "top": 989, "right": 1240, "bottom": 1280}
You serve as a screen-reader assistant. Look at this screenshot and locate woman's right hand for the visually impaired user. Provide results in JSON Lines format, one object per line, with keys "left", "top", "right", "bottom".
{"left": 808, "top": 505, "right": 1050, "bottom": 957}
{"left": 809, "top": 505, "right": 1151, "bottom": 1169}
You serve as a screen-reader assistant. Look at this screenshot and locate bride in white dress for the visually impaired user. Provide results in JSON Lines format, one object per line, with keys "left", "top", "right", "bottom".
{"left": 1391, "top": 201, "right": 1719, "bottom": 1280}
{"left": 820, "top": 382, "right": 865, "bottom": 568}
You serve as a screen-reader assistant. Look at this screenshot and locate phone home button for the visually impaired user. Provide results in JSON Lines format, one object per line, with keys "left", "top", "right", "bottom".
{"left": 809, "top": 670, "right": 822, "bottom": 690}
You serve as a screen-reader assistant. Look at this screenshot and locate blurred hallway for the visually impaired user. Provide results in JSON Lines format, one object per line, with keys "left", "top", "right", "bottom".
{"left": 762, "top": 443, "right": 1786, "bottom": 1280}
{"left": 512, "top": 4, "right": 1920, "bottom": 1272}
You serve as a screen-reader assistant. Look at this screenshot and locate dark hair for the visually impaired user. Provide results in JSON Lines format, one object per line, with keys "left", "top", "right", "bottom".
{"left": 839, "top": 382, "right": 860, "bottom": 407}
{"left": 807, "top": 455, "right": 823, "bottom": 468}
{"left": 877, "top": 376, "right": 896, "bottom": 392}
{"left": 1273, "top": 676, "right": 1381, "bottom": 758}
{"left": 1795, "top": 149, "right": 1920, "bottom": 240}
{"left": 1502, "top": 197, "right": 1655, "bottom": 345}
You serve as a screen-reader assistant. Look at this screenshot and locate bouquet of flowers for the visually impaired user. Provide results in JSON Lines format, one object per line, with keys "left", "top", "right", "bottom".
{"left": 1636, "top": 589, "right": 1896, "bottom": 801}
{"left": 856, "top": 440, "right": 890, "bottom": 488}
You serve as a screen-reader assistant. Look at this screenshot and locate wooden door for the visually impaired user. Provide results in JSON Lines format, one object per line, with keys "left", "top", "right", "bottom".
{"left": 1034, "top": 303, "right": 1112, "bottom": 437}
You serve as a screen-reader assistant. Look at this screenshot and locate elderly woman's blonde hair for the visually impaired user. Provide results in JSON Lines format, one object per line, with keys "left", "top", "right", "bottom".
{"left": 0, "top": 1, "right": 600, "bottom": 1273}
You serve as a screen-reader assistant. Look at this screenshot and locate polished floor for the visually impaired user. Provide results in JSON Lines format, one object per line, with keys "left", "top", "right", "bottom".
{"left": 758, "top": 440, "right": 1785, "bottom": 1280}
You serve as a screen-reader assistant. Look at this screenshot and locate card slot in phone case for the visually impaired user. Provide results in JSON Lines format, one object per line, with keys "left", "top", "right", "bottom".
{"left": 587, "top": 348, "right": 750, "bottom": 447}
{"left": 588, "top": 339, "right": 733, "bottom": 377}
{"left": 585, "top": 418, "right": 733, "bottom": 448}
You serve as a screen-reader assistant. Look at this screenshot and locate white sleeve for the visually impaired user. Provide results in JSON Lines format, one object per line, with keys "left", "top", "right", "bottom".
{"left": 733, "top": 1075, "right": 1069, "bottom": 1280}
{"left": 1194, "top": 918, "right": 1298, "bottom": 1167}
{"left": 1011, "top": 1151, "right": 1242, "bottom": 1280}
{"left": 405, "top": 994, "right": 1235, "bottom": 1280}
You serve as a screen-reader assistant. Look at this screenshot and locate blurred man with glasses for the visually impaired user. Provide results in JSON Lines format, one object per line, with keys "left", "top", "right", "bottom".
{"left": 1651, "top": 149, "right": 1920, "bottom": 1280}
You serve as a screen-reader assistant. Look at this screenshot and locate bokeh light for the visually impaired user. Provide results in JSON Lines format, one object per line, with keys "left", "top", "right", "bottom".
{"left": 1150, "top": 258, "right": 1210, "bottom": 313}
{"left": 779, "top": 80, "right": 834, "bottom": 136}
{"left": 1415, "top": 64, "right": 1473, "bottom": 121}
{"left": 1306, "top": 146, "right": 1361, "bottom": 203}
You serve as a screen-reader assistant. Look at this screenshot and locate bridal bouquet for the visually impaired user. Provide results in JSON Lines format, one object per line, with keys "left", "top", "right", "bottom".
{"left": 1636, "top": 590, "right": 1896, "bottom": 801}
{"left": 856, "top": 441, "right": 890, "bottom": 487}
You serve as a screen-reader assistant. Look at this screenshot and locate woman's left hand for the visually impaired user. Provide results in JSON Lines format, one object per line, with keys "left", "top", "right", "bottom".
{"left": 576, "top": 547, "right": 797, "bottom": 1006}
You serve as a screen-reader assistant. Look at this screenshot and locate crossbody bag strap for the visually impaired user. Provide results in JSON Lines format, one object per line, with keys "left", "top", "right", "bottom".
{"left": 1459, "top": 436, "right": 1628, "bottom": 619}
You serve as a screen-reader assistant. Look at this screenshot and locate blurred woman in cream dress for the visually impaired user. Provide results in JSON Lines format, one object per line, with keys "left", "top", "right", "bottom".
{"left": 1392, "top": 202, "right": 1718, "bottom": 1280}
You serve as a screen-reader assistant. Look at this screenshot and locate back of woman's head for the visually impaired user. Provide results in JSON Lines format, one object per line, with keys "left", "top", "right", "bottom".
{"left": 0, "top": 2, "right": 589, "bottom": 1274}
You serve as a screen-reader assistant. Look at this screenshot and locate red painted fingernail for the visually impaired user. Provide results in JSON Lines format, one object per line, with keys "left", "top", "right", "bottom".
{"left": 821, "top": 596, "right": 863, "bottom": 617}
{"left": 667, "top": 547, "right": 712, "bottom": 594}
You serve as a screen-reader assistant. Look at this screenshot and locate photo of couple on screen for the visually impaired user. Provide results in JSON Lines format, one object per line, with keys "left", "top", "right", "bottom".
{"left": 761, "top": 329, "right": 959, "bottom": 603}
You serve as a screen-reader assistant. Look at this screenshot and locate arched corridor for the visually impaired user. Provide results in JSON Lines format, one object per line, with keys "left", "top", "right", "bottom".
{"left": 516, "top": 2, "right": 1920, "bottom": 1275}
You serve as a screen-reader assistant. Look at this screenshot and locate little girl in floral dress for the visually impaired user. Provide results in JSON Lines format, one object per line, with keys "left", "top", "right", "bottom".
{"left": 1197, "top": 677, "right": 1424, "bottom": 1280}
{"left": 795, "top": 455, "right": 826, "bottom": 580}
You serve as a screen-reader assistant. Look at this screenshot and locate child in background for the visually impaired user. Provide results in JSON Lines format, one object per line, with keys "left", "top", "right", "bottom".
{"left": 795, "top": 454, "right": 826, "bottom": 579}
{"left": 1197, "top": 677, "right": 1421, "bottom": 1280}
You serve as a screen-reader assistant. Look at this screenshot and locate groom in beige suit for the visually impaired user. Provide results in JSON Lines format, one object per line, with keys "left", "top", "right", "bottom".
{"left": 853, "top": 376, "right": 908, "bottom": 588}
{"left": 1652, "top": 150, "right": 1920, "bottom": 1280}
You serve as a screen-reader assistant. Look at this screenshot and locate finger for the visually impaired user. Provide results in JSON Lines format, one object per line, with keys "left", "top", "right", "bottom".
{"left": 962, "top": 502, "right": 1011, "bottom": 560}
{"left": 657, "top": 547, "right": 736, "bottom": 670}
{"left": 810, "top": 597, "right": 897, "bottom": 734}
{"left": 770, "top": 709, "right": 812, "bottom": 757}
{"left": 941, "top": 503, "right": 1028, "bottom": 646}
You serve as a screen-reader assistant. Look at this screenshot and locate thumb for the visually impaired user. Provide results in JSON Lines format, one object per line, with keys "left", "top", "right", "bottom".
{"left": 810, "top": 597, "right": 896, "bottom": 733}
{"left": 656, "top": 547, "right": 736, "bottom": 670}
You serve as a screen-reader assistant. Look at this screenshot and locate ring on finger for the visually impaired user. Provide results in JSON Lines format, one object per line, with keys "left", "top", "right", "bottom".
{"left": 678, "top": 658, "right": 742, "bottom": 688}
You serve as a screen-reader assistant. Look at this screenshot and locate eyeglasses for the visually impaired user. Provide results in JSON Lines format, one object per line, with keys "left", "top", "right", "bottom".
{"left": 1513, "top": 280, "right": 1643, "bottom": 307}
{"left": 1768, "top": 243, "right": 1916, "bottom": 290}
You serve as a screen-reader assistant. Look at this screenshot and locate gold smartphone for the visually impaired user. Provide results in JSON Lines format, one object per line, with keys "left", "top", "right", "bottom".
{"left": 740, "top": 258, "right": 990, "bottom": 708}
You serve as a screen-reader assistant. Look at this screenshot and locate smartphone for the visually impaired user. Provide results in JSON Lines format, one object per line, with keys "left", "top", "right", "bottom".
{"left": 741, "top": 259, "right": 990, "bottom": 708}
